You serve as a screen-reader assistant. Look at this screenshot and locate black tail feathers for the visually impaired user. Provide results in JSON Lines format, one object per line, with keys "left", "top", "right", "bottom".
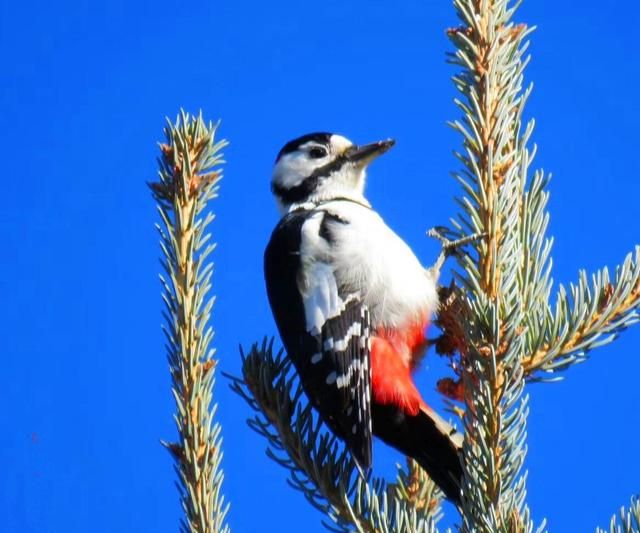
{"left": 372, "top": 403, "right": 463, "bottom": 505}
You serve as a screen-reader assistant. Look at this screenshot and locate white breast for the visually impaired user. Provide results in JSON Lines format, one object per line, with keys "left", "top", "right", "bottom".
{"left": 321, "top": 201, "right": 439, "bottom": 328}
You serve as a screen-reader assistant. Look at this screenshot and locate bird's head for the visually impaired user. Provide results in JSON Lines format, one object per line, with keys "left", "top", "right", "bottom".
{"left": 271, "top": 132, "right": 395, "bottom": 214}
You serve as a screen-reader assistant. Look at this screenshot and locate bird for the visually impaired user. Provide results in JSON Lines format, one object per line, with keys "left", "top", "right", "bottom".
{"left": 263, "top": 132, "right": 464, "bottom": 504}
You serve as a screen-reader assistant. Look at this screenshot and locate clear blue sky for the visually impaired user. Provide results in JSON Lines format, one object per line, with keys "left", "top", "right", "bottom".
{"left": 1, "top": 1, "right": 638, "bottom": 531}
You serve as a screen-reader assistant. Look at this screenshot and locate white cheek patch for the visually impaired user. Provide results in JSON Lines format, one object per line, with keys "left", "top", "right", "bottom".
{"left": 272, "top": 152, "right": 314, "bottom": 189}
{"left": 273, "top": 139, "right": 351, "bottom": 186}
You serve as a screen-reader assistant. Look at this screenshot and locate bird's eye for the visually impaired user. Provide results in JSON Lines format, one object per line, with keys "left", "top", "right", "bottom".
{"left": 309, "top": 147, "right": 328, "bottom": 159}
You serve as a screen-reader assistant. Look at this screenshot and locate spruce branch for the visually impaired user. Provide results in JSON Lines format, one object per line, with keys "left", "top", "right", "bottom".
{"left": 228, "top": 339, "right": 444, "bottom": 533}
{"left": 597, "top": 498, "right": 640, "bottom": 533}
{"left": 443, "top": 0, "right": 638, "bottom": 530}
{"left": 389, "top": 458, "right": 446, "bottom": 526}
{"left": 523, "top": 246, "right": 640, "bottom": 379}
{"left": 151, "top": 110, "right": 229, "bottom": 533}
{"left": 443, "top": 0, "right": 640, "bottom": 384}
{"left": 446, "top": 1, "right": 537, "bottom": 530}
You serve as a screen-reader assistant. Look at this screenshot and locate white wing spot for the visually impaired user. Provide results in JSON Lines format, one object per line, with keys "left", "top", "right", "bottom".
{"left": 326, "top": 371, "right": 337, "bottom": 385}
{"left": 310, "top": 353, "right": 322, "bottom": 364}
{"left": 334, "top": 359, "right": 363, "bottom": 389}
{"left": 330, "top": 322, "right": 362, "bottom": 352}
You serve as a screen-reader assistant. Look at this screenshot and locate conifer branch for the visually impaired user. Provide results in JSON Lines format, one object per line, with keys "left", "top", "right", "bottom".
{"left": 442, "top": 0, "right": 638, "bottom": 530}
{"left": 229, "top": 340, "right": 444, "bottom": 533}
{"left": 597, "top": 498, "right": 640, "bottom": 533}
{"left": 523, "top": 246, "right": 640, "bottom": 379}
{"left": 446, "top": 1, "right": 537, "bottom": 530}
{"left": 442, "top": 4, "right": 640, "bottom": 385}
{"left": 389, "top": 459, "right": 445, "bottom": 527}
{"left": 151, "top": 111, "right": 229, "bottom": 533}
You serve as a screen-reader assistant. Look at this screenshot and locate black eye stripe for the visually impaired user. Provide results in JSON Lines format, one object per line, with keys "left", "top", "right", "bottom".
{"left": 272, "top": 154, "right": 349, "bottom": 204}
{"left": 310, "top": 153, "right": 348, "bottom": 179}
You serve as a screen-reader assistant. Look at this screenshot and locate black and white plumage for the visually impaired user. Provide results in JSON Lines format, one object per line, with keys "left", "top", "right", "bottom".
{"left": 264, "top": 132, "right": 464, "bottom": 503}
{"left": 265, "top": 207, "right": 374, "bottom": 468}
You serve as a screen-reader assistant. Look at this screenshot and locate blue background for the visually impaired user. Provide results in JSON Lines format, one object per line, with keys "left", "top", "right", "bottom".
{"left": 1, "top": 1, "right": 638, "bottom": 531}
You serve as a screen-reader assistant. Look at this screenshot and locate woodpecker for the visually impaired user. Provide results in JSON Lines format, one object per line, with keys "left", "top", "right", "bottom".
{"left": 264, "top": 132, "right": 463, "bottom": 504}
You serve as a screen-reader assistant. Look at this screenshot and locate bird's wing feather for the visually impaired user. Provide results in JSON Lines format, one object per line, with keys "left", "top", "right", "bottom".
{"left": 264, "top": 208, "right": 373, "bottom": 469}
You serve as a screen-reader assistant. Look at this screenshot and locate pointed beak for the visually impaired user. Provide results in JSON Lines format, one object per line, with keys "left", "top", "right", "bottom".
{"left": 344, "top": 139, "right": 395, "bottom": 166}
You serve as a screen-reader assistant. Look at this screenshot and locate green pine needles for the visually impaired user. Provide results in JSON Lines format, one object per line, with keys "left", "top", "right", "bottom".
{"left": 151, "top": 111, "right": 229, "bottom": 533}
{"left": 151, "top": 1, "right": 640, "bottom": 532}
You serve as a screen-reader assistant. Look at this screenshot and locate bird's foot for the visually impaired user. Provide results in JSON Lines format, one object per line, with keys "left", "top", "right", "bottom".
{"left": 426, "top": 227, "right": 485, "bottom": 280}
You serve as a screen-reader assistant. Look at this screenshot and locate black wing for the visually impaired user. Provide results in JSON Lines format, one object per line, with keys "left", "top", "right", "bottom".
{"left": 264, "top": 209, "right": 373, "bottom": 470}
